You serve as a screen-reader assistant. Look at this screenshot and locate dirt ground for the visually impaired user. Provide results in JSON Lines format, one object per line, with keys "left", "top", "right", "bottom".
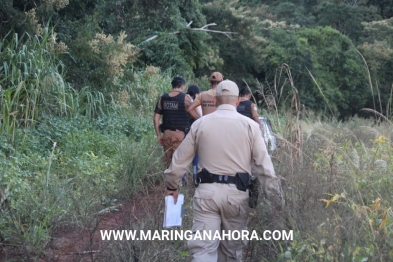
{"left": 0, "top": 184, "right": 167, "bottom": 262}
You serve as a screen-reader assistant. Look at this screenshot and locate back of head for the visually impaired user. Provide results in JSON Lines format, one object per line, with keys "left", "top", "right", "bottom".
{"left": 187, "top": 84, "right": 200, "bottom": 99}
{"left": 209, "top": 72, "right": 223, "bottom": 87}
{"left": 215, "top": 80, "right": 239, "bottom": 105}
{"left": 239, "top": 86, "right": 251, "bottom": 97}
{"left": 171, "top": 76, "right": 186, "bottom": 89}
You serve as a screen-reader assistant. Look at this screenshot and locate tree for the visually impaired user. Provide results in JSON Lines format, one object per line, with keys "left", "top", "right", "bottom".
{"left": 54, "top": 0, "right": 216, "bottom": 89}
{"left": 262, "top": 26, "right": 369, "bottom": 117}
{"left": 367, "top": 0, "right": 393, "bottom": 18}
{"left": 313, "top": 1, "right": 366, "bottom": 41}
{"left": 358, "top": 18, "right": 393, "bottom": 115}
{"left": 199, "top": 4, "right": 266, "bottom": 87}
{"left": 270, "top": 1, "right": 316, "bottom": 27}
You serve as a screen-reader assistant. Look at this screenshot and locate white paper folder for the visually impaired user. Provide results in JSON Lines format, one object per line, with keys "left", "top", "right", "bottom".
{"left": 163, "top": 194, "right": 184, "bottom": 228}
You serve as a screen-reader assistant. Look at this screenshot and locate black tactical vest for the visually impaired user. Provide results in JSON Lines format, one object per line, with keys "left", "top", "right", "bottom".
{"left": 237, "top": 100, "right": 253, "bottom": 119}
{"left": 161, "top": 92, "right": 190, "bottom": 130}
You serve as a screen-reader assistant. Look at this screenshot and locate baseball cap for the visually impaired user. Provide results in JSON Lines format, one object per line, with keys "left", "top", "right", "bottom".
{"left": 209, "top": 72, "right": 223, "bottom": 82}
{"left": 216, "top": 80, "right": 239, "bottom": 97}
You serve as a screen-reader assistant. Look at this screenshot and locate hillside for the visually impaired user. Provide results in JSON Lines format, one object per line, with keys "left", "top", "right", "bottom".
{"left": 1, "top": 0, "right": 393, "bottom": 261}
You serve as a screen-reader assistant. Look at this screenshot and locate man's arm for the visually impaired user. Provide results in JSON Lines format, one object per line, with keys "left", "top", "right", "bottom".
{"left": 187, "top": 93, "right": 202, "bottom": 119}
{"left": 187, "top": 101, "right": 201, "bottom": 120}
{"left": 153, "top": 113, "right": 163, "bottom": 145}
{"left": 251, "top": 103, "right": 263, "bottom": 130}
{"left": 185, "top": 95, "right": 202, "bottom": 119}
{"left": 195, "top": 105, "right": 202, "bottom": 119}
{"left": 153, "top": 98, "right": 164, "bottom": 145}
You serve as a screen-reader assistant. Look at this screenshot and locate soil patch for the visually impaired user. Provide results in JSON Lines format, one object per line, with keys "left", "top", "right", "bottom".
{"left": 0, "top": 185, "right": 166, "bottom": 262}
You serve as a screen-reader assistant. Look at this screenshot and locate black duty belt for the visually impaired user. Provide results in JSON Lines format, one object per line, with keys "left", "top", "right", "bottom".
{"left": 198, "top": 173, "right": 236, "bottom": 184}
{"left": 195, "top": 169, "right": 251, "bottom": 191}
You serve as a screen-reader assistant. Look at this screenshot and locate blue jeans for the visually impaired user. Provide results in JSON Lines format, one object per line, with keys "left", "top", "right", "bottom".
{"left": 183, "top": 155, "right": 199, "bottom": 181}
{"left": 192, "top": 155, "right": 199, "bottom": 167}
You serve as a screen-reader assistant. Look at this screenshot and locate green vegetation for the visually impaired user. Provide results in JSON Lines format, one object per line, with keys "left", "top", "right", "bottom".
{"left": 0, "top": 0, "right": 393, "bottom": 261}
{"left": 1, "top": 0, "right": 392, "bottom": 117}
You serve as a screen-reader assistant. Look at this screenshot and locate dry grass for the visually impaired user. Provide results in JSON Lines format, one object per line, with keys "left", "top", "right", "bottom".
{"left": 50, "top": 66, "right": 393, "bottom": 261}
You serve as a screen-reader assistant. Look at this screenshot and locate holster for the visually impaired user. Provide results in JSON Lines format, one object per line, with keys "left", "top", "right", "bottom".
{"left": 196, "top": 170, "right": 259, "bottom": 208}
{"left": 197, "top": 168, "right": 214, "bottom": 183}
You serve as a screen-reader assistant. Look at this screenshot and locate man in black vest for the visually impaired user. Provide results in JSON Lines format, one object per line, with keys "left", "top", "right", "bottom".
{"left": 153, "top": 76, "right": 195, "bottom": 168}
{"left": 237, "top": 86, "right": 265, "bottom": 137}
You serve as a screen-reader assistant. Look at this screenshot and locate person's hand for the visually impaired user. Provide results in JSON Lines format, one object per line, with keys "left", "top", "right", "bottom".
{"left": 158, "top": 136, "right": 163, "bottom": 145}
{"left": 166, "top": 189, "right": 179, "bottom": 204}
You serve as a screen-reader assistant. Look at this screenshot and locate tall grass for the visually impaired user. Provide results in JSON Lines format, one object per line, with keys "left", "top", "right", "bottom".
{"left": 0, "top": 30, "right": 107, "bottom": 143}
{"left": 248, "top": 64, "right": 393, "bottom": 261}
{"left": 0, "top": 66, "right": 167, "bottom": 260}
{"left": 78, "top": 64, "right": 393, "bottom": 262}
{"left": 111, "top": 65, "right": 174, "bottom": 111}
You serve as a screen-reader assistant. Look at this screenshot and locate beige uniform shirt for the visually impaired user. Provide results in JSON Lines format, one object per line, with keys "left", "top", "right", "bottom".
{"left": 193, "top": 89, "right": 217, "bottom": 115}
{"left": 165, "top": 104, "right": 283, "bottom": 204}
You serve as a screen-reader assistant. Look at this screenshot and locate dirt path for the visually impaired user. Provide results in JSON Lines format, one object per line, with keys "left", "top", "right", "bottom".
{"left": 47, "top": 185, "right": 166, "bottom": 262}
{"left": 0, "top": 184, "right": 167, "bottom": 262}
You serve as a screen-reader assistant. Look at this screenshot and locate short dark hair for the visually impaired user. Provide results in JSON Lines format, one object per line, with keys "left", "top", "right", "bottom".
{"left": 239, "top": 86, "right": 251, "bottom": 97}
{"left": 210, "top": 80, "right": 221, "bottom": 86}
{"left": 187, "top": 84, "right": 200, "bottom": 100}
{"left": 171, "top": 76, "right": 186, "bottom": 88}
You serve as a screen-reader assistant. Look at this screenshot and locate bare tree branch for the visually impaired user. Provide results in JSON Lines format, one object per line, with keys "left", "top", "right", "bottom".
{"left": 192, "top": 27, "right": 237, "bottom": 39}
{"left": 201, "top": 23, "right": 217, "bottom": 29}
{"left": 138, "top": 22, "right": 237, "bottom": 45}
{"left": 141, "top": 35, "right": 158, "bottom": 43}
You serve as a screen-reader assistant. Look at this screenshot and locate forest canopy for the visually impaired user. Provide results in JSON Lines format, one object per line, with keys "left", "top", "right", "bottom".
{"left": 1, "top": 0, "right": 392, "bottom": 118}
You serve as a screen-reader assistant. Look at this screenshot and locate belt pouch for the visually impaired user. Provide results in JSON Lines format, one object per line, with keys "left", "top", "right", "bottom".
{"left": 235, "top": 173, "right": 250, "bottom": 192}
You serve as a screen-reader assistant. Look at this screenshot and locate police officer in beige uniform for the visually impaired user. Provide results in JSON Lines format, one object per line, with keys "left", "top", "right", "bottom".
{"left": 153, "top": 76, "right": 198, "bottom": 168}
{"left": 187, "top": 72, "right": 223, "bottom": 119}
{"left": 165, "top": 80, "right": 284, "bottom": 262}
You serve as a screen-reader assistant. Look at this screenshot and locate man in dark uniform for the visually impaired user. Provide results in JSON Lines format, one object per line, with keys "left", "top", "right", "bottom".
{"left": 237, "top": 86, "right": 266, "bottom": 145}
{"left": 153, "top": 76, "right": 194, "bottom": 168}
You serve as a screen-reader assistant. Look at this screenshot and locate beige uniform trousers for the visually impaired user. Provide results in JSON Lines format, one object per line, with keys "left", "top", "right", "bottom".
{"left": 161, "top": 130, "right": 185, "bottom": 168}
{"left": 188, "top": 183, "right": 249, "bottom": 262}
